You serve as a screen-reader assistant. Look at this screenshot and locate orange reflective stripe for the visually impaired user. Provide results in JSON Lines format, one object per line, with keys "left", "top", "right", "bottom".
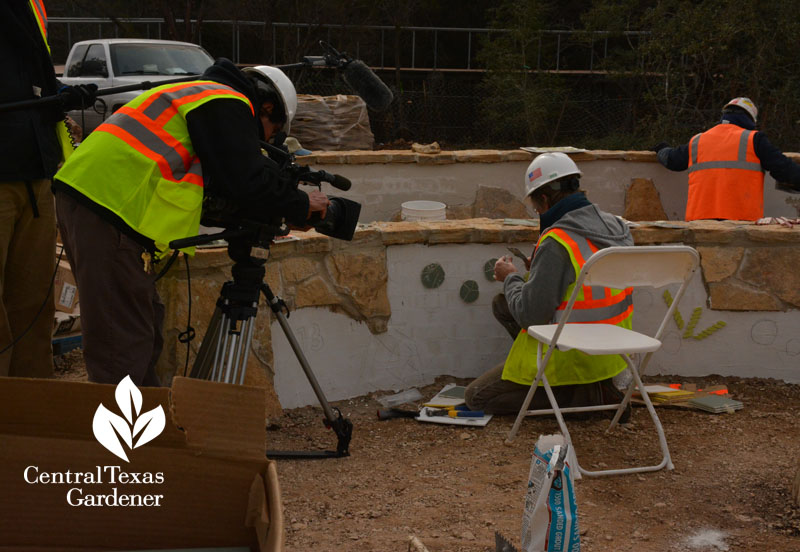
{"left": 568, "top": 287, "right": 632, "bottom": 310}
{"left": 96, "top": 125, "right": 181, "bottom": 186}
{"left": 548, "top": 228, "right": 586, "bottom": 264}
{"left": 29, "top": 0, "right": 48, "bottom": 46}
{"left": 116, "top": 106, "right": 194, "bottom": 170}
{"left": 154, "top": 88, "right": 254, "bottom": 127}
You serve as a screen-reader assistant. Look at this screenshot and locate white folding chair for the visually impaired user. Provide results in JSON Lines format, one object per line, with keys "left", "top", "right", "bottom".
{"left": 505, "top": 245, "right": 700, "bottom": 477}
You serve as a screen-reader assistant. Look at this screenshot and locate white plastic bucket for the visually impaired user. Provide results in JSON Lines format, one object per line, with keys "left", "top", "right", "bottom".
{"left": 401, "top": 200, "right": 447, "bottom": 221}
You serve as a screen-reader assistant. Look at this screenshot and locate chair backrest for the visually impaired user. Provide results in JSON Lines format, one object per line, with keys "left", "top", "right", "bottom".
{"left": 578, "top": 246, "right": 700, "bottom": 290}
{"left": 557, "top": 245, "right": 700, "bottom": 343}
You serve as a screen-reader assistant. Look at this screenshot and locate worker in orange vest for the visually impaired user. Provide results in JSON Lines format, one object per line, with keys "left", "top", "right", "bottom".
{"left": 654, "top": 97, "right": 800, "bottom": 221}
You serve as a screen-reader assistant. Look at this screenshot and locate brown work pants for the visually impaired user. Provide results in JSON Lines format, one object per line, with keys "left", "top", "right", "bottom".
{"left": 55, "top": 192, "right": 162, "bottom": 386}
{"left": 0, "top": 180, "right": 56, "bottom": 378}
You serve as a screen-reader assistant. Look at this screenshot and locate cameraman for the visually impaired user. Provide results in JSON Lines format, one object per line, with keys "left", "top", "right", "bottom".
{"left": 52, "top": 58, "right": 328, "bottom": 386}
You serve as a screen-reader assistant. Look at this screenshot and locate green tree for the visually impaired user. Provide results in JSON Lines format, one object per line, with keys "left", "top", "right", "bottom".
{"left": 476, "top": 1, "right": 571, "bottom": 146}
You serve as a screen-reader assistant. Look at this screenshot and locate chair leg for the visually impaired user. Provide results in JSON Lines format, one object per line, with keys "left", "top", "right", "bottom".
{"left": 539, "top": 372, "right": 583, "bottom": 475}
{"left": 504, "top": 359, "right": 547, "bottom": 444}
{"left": 607, "top": 355, "right": 637, "bottom": 431}
{"left": 626, "top": 360, "right": 674, "bottom": 472}
{"left": 505, "top": 341, "right": 554, "bottom": 444}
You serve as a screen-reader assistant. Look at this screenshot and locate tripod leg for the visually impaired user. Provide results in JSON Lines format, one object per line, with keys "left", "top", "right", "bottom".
{"left": 238, "top": 314, "right": 257, "bottom": 385}
{"left": 190, "top": 306, "right": 223, "bottom": 380}
{"left": 272, "top": 308, "right": 337, "bottom": 424}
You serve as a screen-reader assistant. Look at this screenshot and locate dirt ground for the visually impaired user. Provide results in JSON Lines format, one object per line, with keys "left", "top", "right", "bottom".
{"left": 55, "top": 352, "right": 800, "bottom": 552}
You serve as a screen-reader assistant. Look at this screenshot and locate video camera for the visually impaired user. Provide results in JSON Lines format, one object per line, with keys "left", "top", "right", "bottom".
{"left": 198, "top": 134, "right": 361, "bottom": 249}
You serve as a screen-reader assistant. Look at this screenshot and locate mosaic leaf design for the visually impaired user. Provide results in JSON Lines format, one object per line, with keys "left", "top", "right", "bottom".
{"left": 460, "top": 280, "right": 480, "bottom": 303}
{"left": 421, "top": 263, "right": 445, "bottom": 289}
{"left": 484, "top": 259, "right": 497, "bottom": 281}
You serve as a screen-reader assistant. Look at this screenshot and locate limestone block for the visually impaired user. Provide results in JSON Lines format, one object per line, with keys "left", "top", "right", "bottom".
{"left": 623, "top": 151, "right": 658, "bottom": 162}
{"left": 265, "top": 262, "right": 282, "bottom": 296}
{"left": 453, "top": 150, "right": 503, "bottom": 163}
{"left": 294, "top": 234, "right": 334, "bottom": 254}
{"left": 427, "top": 225, "right": 474, "bottom": 244}
{"left": 631, "top": 225, "right": 689, "bottom": 245}
{"left": 326, "top": 250, "right": 391, "bottom": 320}
{"left": 624, "top": 178, "right": 668, "bottom": 221}
{"left": 567, "top": 153, "right": 597, "bottom": 162}
{"left": 689, "top": 221, "right": 745, "bottom": 244}
{"left": 344, "top": 227, "right": 383, "bottom": 248}
{"left": 384, "top": 152, "right": 419, "bottom": 163}
{"left": 587, "top": 150, "right": 624, "bottom": 160}
{"left": 697, "top": 246, "right": 743, "bottom": 282}
{"left": 473, "top": 186, "right": 529, "bottom": 220}
{"left": 708, "top": 281, "right": 782, "bottom": 311}
{"left": 376, "top": 222, "right": 429, "bottom": 245}
{"left": 295, "top": 276, "right": 341, "bottom": 308}
{"left": 416, "top": 152, "right": 456, "bottom": 165}
{"left": 502, "top": 150, "right": 534, "bottom": 162}
{"left": 744, "top": 225, "right": 800, "bottom": 244}
{"left": 446, "top": 204, "right": 474, "bottom": 220}
{"left": 738, "top": 247, "right": 800, "bottom": 308}
{"left": 345, "top": 153, "right": 394, "bottom": 164}
{"left": 281, "top": 257, "right": 318, "bottom": 283}
{"left": 308, "top": 152, "right": 347, "bottom": 164}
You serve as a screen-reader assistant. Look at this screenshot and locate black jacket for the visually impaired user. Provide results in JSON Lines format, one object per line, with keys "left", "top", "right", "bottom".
{"left": 0, "top": 0, "right": 62, "bottom": 181}
{"left": 657, "top": 112, "right": 800, "bottom": 189}
{"left": 187, "top": 58, "right": 309, "bottom": 226}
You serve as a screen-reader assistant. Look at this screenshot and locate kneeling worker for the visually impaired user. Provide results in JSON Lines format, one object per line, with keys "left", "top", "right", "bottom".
{"left": 465, "top": 152, "right": 633, "bottom": 417}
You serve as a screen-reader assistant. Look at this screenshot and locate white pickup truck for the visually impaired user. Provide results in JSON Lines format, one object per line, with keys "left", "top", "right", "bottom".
{"left": 60, "top": 38, "right": 214, "bottom": 135}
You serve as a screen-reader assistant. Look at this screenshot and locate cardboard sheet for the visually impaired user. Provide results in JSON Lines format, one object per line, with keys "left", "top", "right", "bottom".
{"left": 0, "top": 376, "right": 283, "bottom": 551}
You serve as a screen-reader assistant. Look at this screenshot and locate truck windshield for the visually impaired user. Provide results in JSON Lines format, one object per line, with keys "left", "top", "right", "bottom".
{"left": 110, "top": 43, "right": 214, "bottom": 76}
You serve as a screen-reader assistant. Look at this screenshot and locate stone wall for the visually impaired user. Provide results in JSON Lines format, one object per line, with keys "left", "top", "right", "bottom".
{"left": 293, "top": 149, "right": 800, "bottom": 222}
{"left": 157, "top": 218, "right": 800, "bottom": 414}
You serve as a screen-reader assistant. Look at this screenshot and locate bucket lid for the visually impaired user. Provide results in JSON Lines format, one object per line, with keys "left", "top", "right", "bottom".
{"left": 401, "top": 200, "right": 446, "bottom": 212}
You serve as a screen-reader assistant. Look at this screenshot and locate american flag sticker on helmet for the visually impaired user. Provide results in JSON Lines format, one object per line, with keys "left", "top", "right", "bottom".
{"left": 528, "top": 167, "right": 542, "bottom": 182}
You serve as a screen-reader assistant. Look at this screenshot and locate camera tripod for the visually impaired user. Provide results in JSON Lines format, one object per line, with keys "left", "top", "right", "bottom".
{"left": 169, "top": 228, "right": 352, "bottom": 459}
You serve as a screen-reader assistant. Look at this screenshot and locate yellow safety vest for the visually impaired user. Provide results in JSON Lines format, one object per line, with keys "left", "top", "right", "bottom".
{"left": 54, "top": 81, "right": 253, "bottom": 252}
{"left": 29, "top": 0, "right": 74, "bottom": 161}
{"left": 502, "top": 228, "right": 633, "bottom": 386}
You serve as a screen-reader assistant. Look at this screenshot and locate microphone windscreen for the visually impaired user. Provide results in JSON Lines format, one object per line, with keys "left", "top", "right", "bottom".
{"left": 332, "top": 173, "right": 352, "bottom": 191}
{"left": 342, "top": 60, "right": 394, "bottom": 112}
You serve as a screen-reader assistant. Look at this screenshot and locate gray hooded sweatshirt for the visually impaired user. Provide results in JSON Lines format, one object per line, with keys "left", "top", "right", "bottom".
{"left": 503, "top": 202, "right": 633, "bottom": 330}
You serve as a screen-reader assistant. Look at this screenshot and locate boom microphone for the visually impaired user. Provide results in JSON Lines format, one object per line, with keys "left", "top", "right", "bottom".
{"left": 341, "top": 59, "right": 394, "bottom": 112}
{"left": 299, "top": 168, "right": 352, "bottom": 191}
{"left": 318, "top": 170, "right": 352, "bottom": 191}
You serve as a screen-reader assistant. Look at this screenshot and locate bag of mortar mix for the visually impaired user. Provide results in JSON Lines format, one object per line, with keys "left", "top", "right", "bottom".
{"left": 521, "top": 434, "right": 580, "bottom": 552}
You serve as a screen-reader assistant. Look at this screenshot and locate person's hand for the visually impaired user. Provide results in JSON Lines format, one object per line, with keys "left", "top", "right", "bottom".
{"left": 307, "top": 190, "right": 330, "bottom": 220}
{"left": 651, "top": 142, "right": 670, "bottom": 153}
{"left": 494, "top": 255, "right": 518, "bottom": 283}
{"left": 59, "top": 84, "right": 98, "bottom": 111}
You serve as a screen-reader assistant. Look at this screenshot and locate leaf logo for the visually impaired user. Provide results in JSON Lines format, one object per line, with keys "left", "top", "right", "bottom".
{"left": 92, "top": 376, "right": 165, "bottom": 462}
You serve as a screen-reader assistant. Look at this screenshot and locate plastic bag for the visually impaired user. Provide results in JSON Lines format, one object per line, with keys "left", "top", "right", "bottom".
{"left": 521, "top": 434, "right": 580, "bottom": 552}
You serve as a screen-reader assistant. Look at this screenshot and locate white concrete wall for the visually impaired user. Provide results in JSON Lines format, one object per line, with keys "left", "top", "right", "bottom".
{"left": 273, "top": 242, "right": 800, "bottom": 408}
{"left": 318, "top": 158, "right": 799, "bottom": 222}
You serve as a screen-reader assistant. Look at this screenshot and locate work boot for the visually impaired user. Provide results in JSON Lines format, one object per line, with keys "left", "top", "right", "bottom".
{"left": 599, "top": 379, "right": 631, "bottom": 424}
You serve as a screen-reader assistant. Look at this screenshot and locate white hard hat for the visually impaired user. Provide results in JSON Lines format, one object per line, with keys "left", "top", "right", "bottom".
{"left": 723, "top": 97, "right": 758, "bottom": 123}
{"left": 523, "top": 152, "right": 582, "bottom": 198}
{"left": 243, "top": 65, "right": 298, "bottom": 134}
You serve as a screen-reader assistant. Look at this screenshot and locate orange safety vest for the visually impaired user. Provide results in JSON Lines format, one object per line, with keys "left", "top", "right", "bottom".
{"left": 502, "top": 228, "right": 633, "bottom": 387}
{"left": 29, "top": 0, "right": 49, "bottom": 53}
{"left": 686, "top": 123, "right": 765, "bottom": 221}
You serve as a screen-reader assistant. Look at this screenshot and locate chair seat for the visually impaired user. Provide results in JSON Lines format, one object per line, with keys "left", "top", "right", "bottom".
{"left": 527, "top": 323, "right": 661, "bottom": 355}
